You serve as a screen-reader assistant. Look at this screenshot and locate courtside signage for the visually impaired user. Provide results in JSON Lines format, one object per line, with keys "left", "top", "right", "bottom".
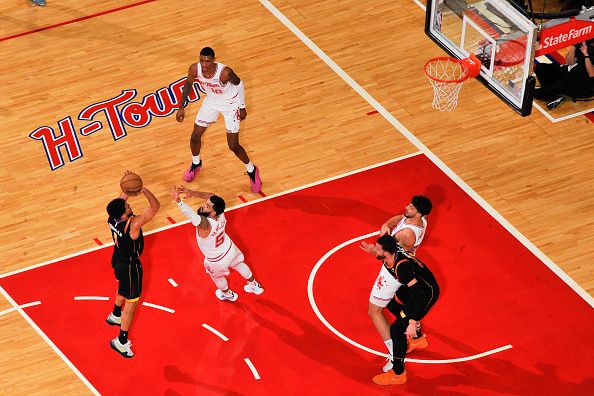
{"left": 536, "top": 18, "right": 594, "bottom": 56}
{"left": 29, "top": 78, "right": 204, "bottom": 170}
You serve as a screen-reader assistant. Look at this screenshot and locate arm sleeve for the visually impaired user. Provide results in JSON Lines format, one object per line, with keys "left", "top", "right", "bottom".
{"left": 177, "top": 200, "right": 202, "bottom": 227}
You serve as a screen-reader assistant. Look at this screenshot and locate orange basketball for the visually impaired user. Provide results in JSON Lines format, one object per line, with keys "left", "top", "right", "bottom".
{"left": 120, "top": 173, "right": 143, "bottom": 195}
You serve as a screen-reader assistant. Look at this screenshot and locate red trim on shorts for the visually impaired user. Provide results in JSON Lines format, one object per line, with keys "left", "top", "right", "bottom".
{"left": 206, "top": 244, "right": 233, "bottom": 262}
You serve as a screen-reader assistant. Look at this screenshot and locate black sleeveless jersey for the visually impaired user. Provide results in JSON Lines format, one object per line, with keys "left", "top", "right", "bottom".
{"left": 108, "top": 215, "right": 144, "bottom": 260}
{"left": 383, "top": 248, "right": 438, "bottom": 288}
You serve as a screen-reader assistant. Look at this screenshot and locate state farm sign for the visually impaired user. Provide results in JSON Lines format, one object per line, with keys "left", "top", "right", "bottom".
{"left": 536, "top": 18, "right": 594, "bottom": 57}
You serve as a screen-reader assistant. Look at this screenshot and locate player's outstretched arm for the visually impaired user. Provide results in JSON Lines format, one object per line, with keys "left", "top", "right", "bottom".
{"left": 360, "top": 241, "right": 383, "bottom": 259}
{"left": 129, "top": 187, "right": 160, "bottom": 239}
{"left": 177, "top": 185, "right": 213, "bottom": 200}
{"left": 170, "top": 185, "right": 211, "bottom": 232}
{"left": 380, "top": 214, "right": 404, "bottom": 235}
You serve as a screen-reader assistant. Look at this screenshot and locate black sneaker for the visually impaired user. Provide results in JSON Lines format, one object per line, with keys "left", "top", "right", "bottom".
{"left": 547, "top": 96, "right": 565, "bottom": 110}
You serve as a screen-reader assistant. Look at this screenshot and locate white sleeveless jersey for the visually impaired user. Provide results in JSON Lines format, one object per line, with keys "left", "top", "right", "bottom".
{"left": 391, "top": 217, "right": 427, "bottom": 254}
{"left": 196, "top": 213, "right": 233, "bottom": 262}
{"left": 196, "top": 62, "right": 239, "bottom": 105}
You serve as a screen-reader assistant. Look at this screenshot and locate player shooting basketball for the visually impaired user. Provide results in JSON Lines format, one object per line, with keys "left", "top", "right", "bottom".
{"left": 105, "top": 171, "right": 160, "bottom": 358}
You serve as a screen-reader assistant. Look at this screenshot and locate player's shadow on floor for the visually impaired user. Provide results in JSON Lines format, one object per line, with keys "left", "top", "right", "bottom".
{"left": 164, "top": 362, "right": 246, "bottom": 395}
{"left": 163, "top": 370, "right": 245, "bottom": 396}
{"left": 402, "top": 328, "right": 594, "bottom": 395}
{"left": 270, "top": 192, "right": 394, "bottom": 228}
{"left": 230, "top": 298, "right": 379, "bottom": 390}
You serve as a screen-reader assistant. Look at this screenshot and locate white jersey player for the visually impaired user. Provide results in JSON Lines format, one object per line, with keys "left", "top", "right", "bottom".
{"left": 195, "top": 61, "right": 242, "bottom": 132}
{"left": 368, "top": 215, "right": 428, "bottom": 308}
{"left": 170, "top": 185, "right": 263, "bottom": 301}
{"left": 175, "top": 46, "right": 262, "bottom": 193}
{"left": 359, "top": 195, "right": 433, "bottom": 371}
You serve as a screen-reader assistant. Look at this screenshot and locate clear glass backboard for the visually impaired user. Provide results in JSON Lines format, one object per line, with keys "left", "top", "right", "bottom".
{"left": 425, "top": 0, "right": 538, "bottom": 116}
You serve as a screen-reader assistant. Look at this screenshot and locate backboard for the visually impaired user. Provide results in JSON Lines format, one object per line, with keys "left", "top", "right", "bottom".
{"left": 425, "top": 0, "right": 537, "bottom": 116}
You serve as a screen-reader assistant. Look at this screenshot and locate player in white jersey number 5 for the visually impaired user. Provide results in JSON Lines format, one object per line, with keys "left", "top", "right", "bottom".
{"left": 170, "top": 185, "right": 263, "bottom": 301}
{"left": 175, "top": 47, "right": 262, "bottom": 193}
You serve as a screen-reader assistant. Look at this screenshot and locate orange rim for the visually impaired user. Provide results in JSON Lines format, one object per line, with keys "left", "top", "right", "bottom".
{"left": 424, "top": 57, "right": 471, "bottom": 84}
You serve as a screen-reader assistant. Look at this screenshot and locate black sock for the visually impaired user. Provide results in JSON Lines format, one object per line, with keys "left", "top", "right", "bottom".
{"left": 119, "top": 330, "right": 128, "bottom": 345}
{"left": 393, "top": 357, "right": 405, "bottom": 375}
{"left": 247, "top": 167, "right": 256, "bottom": 181}
{"left": 190, "top": 161, "right": 202, "bottom": 171}
{"left": 113, "top": 304, "right": 122, "bottom": 317}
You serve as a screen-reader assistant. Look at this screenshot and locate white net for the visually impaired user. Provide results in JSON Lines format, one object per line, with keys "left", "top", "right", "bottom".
{"left": 425, "top": 58, "right": 469, "bottom": 112}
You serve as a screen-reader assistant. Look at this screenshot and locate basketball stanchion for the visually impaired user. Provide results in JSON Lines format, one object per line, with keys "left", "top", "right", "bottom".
{"left": 424, "top": 54, "right": 481, "bottom": 111}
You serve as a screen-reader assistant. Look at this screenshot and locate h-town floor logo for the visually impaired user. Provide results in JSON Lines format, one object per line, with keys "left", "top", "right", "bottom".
{"left": 29, "top": 78, "right": 205, "bottom": 170}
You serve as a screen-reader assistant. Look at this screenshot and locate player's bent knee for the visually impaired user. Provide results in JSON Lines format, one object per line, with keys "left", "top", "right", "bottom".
{"left": 368, "top": 302, "right": 383, "bottom": 318}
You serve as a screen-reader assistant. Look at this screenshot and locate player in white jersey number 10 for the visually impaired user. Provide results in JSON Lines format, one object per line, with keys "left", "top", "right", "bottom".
{"left": 175, "top": 47, "right": 263, "bottom": 193}
{"left": 170, "top": 185, "right": 263, "bottom": 301}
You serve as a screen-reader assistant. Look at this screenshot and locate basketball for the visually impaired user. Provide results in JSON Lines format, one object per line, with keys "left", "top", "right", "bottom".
{"left": 120, "top": 173, "right": 143, "bottom": 195}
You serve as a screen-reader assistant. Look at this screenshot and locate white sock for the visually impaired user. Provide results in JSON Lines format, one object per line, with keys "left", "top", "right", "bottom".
{"left": 245, "top": 162, "right": 255, "bottom": 173}
{"left": 384, "top": 339, "right": 393, "bottom": 359}
{"left": 192, "top": 155, "right": 201, "bottom": 165}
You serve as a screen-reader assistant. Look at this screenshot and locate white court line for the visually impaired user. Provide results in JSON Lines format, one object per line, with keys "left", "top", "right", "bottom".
{"left": 168, "top": 278, "right": 178, "bottom": 287}
{"left": 0, "top": 300, "right": 41, "bottom": 316}
{"left": 73, "top": 296, "right": 109, "bottom": 301}
{"left": 0, "top": 152, "right": 420, "bottom": 279}
{"left": 142, "top": 302, "right": 175, "bottom": 313}
{"left": 201, "top": 323, "right": 229, "bottom": 341}
{"left": 307, "top": 232, "right": 513, "bottom": 363}
{"left": 413, "top": 0, "right": 426, "bottom": 11}
{"left": 243, "top": 358, "right": 261, "bottom": 380}
{"left": 0, "top": 242, "right": 110, "bottom": 279}
{"left": 259, "top": 0, "right": 594, "bottom": 308}
{"left": 408, "top": 345, "right": 513, "bottom": 364}
{"left": 0, "top": 2, "right": 591, "bottom": 390}
{"left": 0, "top": 287, "right": 100, "bottom": 395}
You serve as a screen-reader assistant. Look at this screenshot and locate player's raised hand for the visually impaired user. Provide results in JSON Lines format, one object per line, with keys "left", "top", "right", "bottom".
{"left": 170, "top": 185, "right": 181, "bottom": 202}
{"left": 176, "top": 185, "right": 193, "bottom": 199}
{"left": 359, "top": 241, "right": 377, "bottom": 255}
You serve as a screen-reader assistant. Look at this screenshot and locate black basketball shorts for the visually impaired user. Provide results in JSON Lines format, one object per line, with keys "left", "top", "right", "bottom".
{"left": 112, "top": 257, "right": 143, "bottom": 301}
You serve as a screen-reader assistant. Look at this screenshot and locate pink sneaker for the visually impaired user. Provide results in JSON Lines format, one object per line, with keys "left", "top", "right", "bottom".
{"left": 248, "top": 166, "right": 262, "bottom": 193}
{"left": 183, "top": 164, "right": 202, "bottom": 182}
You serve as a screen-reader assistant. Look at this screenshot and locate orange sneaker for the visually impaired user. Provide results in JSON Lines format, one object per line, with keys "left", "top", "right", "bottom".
{"left": 372, "top": 370, "right": 407, "bottom": 385}
{"left": 407, "top": 334, "right": 428, "bottom": 353}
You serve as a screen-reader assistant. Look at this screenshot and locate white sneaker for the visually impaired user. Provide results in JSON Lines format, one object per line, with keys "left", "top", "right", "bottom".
{"left": 110, "top": 337, "right": 133, "bottom": 358}
{"left": 243, "top": 281, "right": 264, "bottom": 295}
{"left": 382, "top": 358, "right": 393, "bottom": 372}
{"left": 215, "top": 289, "right": 238, "bottom": 301}
{"left": 106, "top": 313, "right": 121, "bottom": 326}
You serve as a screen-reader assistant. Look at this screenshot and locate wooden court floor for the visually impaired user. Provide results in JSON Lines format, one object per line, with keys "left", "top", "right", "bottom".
{"left": 1, "top": 0, "right": 593, "bottom": 393}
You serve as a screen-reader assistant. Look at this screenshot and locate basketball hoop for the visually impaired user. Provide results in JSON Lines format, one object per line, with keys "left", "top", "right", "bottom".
{"left": 424, "top": 54, "right": 480, "bottom": 112}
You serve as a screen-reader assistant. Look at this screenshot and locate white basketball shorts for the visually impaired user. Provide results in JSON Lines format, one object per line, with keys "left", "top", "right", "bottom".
{"left": 195, "top": 98, "right": 241, "bottom": 133}
{"left": 369, "top": 265, "right": 402, "bottom": 307}
{"left": 203, "top": 244, "right": 245, "bottom": 277}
